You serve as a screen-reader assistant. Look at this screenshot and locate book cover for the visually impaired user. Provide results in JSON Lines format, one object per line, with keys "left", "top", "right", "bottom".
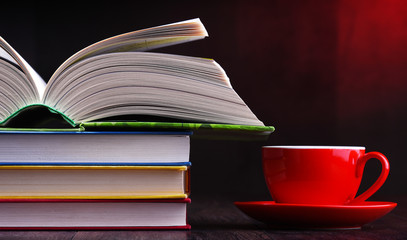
{"left": 81, "top": 121, "right": 275, "bottom": 140}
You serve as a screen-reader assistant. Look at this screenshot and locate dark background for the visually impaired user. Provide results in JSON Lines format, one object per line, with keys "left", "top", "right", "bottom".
{"left": 1, "top": 0, "right": 406, "bottom": 200}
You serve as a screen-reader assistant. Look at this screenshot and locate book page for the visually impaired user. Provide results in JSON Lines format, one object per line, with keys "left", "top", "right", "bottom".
{"left": 48, "top": 18, "right": 208, "bottom": 91}
{"left": 0, "top": 37, "right": 46, "bottom": 100}
{"left": 0, "top": 47, "right": 18, "bottom": 65}
{"left": 43, "top": 52, "right": 265, "bottom": 127}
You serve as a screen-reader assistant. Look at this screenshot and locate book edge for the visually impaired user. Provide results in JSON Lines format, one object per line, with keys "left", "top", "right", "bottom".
{"left": 0, "top": 225, "right": 191, "bottom": 230}
{"left": 81, "top": 121, "right": 275, "bottom": 133}
{"left": 0, "top": 198, "right": 191, "bottom": 230}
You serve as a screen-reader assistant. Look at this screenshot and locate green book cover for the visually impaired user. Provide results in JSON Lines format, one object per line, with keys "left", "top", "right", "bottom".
{"left": 81, "top": 122, "right": 275, "bottom": 141}
{"left": 0, "top": 104, "right": 274, "bottom": 140}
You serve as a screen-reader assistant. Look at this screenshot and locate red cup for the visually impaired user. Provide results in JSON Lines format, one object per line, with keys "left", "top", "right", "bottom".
{"left": 262, "top": 146, "right": 390, "bottom": 205}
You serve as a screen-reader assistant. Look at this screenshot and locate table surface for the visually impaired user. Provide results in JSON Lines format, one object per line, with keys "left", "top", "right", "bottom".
{"left": 0, "top": 195, "right": 405, "bottom": 240}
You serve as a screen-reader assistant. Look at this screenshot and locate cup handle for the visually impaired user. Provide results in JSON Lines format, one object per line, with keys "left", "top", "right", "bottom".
{"left": 351, "top": 152, "right": 390, "bottom": 203}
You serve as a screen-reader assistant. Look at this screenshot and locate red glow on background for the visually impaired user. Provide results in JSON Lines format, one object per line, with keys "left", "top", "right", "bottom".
{"left": 337, "top": 0, "right": 407, "bottom": 119}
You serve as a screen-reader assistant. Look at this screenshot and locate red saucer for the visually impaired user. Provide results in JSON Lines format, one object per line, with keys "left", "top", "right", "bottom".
{"left": 234, "top": 201, "right": 397, "bottom": 229}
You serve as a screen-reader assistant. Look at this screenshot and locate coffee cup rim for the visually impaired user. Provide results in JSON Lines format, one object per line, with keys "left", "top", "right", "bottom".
{"left": 263, "top": 146, "right": 365, "bottom": 150}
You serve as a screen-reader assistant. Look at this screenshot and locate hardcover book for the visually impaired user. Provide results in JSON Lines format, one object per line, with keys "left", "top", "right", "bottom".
{"left": 0, "top": 164, "right": 190, "bottom": 199}
{"left": 0, "top": 131, "right": 190, "bottom": 164}
{"left": 0, "top": 198, "right": 191, "bottom": 229}
{"left": 0, "top": 18, "right": 268, "bottom": 130}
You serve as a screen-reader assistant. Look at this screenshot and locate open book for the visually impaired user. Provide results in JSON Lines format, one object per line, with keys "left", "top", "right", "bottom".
{"left": 0, "top": 19, "right": 265, "bottom": 128}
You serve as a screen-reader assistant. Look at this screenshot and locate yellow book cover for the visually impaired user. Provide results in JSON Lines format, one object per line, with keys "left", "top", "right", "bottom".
{"left": 0, "top": 165, "right": 190, "bottom": 199}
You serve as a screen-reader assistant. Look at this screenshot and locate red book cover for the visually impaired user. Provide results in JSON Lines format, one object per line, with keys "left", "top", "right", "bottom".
{"left": 0, "top": 198, "right": 191, "bottom": 230}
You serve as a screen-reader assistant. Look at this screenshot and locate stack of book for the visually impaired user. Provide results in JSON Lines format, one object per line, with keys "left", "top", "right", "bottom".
{"left": 0, "top": 19, "right": 273, "bottom": 229}
{"left": 0, "top": 131, "right": 192, "bottom": 229}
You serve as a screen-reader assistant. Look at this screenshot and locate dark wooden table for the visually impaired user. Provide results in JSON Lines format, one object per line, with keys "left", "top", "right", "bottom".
{"left": 0, "top": 195, "right": 405, "bottom": 240}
